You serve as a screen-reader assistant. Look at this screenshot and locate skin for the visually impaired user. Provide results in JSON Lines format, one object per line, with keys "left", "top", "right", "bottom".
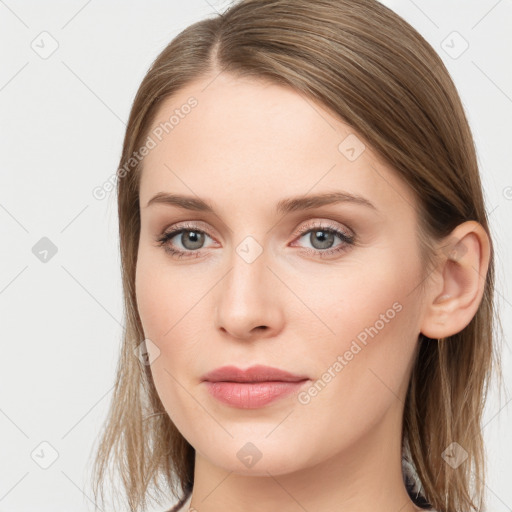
{"left": 135, "top": 72, "right": 490, "bottom": 512}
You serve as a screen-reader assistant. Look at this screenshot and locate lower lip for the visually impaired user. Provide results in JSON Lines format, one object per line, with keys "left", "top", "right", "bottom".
{"left": 203, "top": 380, "right": 309, "bottom": 409}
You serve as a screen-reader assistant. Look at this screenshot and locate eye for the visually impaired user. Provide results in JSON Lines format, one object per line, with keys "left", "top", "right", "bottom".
{"left": 290, "top": 220, "right": 355, "bottom": 258}
{"left": 155, "top": 220, "right": 356, "bottom": 260}
{"left": 155, "top": 222, "right": 216, "bottom": 259}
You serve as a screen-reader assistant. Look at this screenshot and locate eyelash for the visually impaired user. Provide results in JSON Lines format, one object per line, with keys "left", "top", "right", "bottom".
{"left": 155, "top": 220, "right": 356, "bottom": 260}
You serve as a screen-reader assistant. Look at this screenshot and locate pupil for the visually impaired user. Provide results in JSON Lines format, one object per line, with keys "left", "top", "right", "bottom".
{"left": 311, "top": 230, "right": 334, "bottom": 249}
{"left": 183, "top": 231, "right": 204, "bottom": 250}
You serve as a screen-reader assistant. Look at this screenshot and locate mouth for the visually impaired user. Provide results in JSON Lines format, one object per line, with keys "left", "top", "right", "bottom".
{"left": 201, "top": 364, "right": 309, "bottom": 384}
{"left": 200, "top": 365, "right": 311, "bottom": 409}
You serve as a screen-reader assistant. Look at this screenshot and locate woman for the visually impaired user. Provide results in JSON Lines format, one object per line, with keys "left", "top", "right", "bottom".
{"left": 91, "top": 1, "right": 501, "bottom": 511}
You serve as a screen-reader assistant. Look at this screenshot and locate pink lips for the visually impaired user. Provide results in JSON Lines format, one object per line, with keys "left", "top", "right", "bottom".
{"left": 201, "top": 365, "right": 310, "bottom": 409}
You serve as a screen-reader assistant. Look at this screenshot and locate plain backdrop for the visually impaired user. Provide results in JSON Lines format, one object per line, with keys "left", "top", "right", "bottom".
{"left": 0, "top": 1, "right": 511, "bottom": 511}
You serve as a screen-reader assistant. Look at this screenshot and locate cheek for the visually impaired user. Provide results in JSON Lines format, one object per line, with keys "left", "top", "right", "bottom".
{"left": 135, "top": 248, "right": 205, "bottom": 387}
{"left": 302, "top": 255, "right": 422, "bottom": 410}
{"left": 135, "top": 255, "right": 203, "bottom": 434}
{"left": 293, "top": 303, "right": 419, "bottom": 457}
{"left": 135, "top": 248, "right": 188, "bottom": 340}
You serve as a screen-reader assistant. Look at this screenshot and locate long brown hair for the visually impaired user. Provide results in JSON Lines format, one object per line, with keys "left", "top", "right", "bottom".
{"left": 90, "top": 1, "right": 503, "bottom": 511}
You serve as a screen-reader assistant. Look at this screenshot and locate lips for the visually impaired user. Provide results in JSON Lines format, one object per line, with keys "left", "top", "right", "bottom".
{"left": 201, "top": 365, "right": 311, "bottom": 409}
{"left": 201, "top": 364, "right": 309, "bottom": 383}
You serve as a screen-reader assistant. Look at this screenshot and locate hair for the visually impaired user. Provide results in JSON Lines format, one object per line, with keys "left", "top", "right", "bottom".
{"left": 90, "top": 1, "right": 504, "bottom": 511}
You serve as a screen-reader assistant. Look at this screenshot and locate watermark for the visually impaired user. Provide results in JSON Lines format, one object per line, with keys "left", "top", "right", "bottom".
{"left": 441, "top": 235, "right": 467, "bottom": 262}
{"left": 32, "top": 236, "right": 58, "bottom": 263}
{"left": 237, "top": 441, "right": 263, "bottom": 468}
{"left": 206, "top": 0, "right": 237, "bottom": 15}
{"left": 440, "top": 31, "right": 469, "bottom": 60}
{"left": 297, "top": 301, "right": 403, "bottom": 405}
{"left": 31, "top": 31, "right": 59, "bottom": 59}
{"left": 338, "top": 133, "right": 366, "bottom": 162}
{"left": 134, "top": 338, "right": 161, "bottom": 366}
{"left": 30, "top": 441, "right": 59, "bottom": 469}
{"left": 441, "top": 441, "right": 468, "bottom": 469}
{"left": 236, "top": 235, "right": 264, "bottom": 263}
{"left": 92, "top": 96, "right": 198, "bottom": 200}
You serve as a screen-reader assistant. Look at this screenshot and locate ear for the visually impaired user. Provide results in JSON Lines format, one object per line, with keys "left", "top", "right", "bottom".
{"left": 420, "top": 220, "right": 491, "bottom": 339}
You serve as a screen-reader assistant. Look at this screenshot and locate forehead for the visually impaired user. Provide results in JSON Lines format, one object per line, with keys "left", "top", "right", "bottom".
{"left": 139, "top": 73, "right": 417, "bottom": 221}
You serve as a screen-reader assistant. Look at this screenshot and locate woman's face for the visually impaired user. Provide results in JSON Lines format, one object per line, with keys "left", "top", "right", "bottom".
{"left": 136, "top": 73, "right": 428, "bottom": 476}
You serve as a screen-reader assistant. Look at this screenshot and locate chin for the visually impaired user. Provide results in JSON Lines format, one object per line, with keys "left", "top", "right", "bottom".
{"left": 199, "top": 437, "right": 315, "bottom": 477}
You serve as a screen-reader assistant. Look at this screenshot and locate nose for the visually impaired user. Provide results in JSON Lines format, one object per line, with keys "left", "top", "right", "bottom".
{"left": 214, "top": 241, "right": 285, "bottom": 341}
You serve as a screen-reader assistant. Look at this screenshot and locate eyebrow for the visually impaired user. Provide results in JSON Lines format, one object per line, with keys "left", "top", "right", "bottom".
{"left": 145, "top": 191, "right": 378, "bottom": 214}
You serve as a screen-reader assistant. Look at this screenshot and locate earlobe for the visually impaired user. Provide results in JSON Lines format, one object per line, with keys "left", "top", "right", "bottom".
{"left": 420, "top": 221, "right": 491, "bottom": 340}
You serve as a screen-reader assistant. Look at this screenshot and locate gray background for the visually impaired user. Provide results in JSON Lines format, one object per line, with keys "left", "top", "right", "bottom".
{"left": 0, "top": 1, "right": 510, "bottom": 511}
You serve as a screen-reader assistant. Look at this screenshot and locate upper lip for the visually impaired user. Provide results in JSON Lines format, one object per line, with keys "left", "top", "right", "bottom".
{"left": 201, "top": 364, "right": 309, "bottom": 383}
